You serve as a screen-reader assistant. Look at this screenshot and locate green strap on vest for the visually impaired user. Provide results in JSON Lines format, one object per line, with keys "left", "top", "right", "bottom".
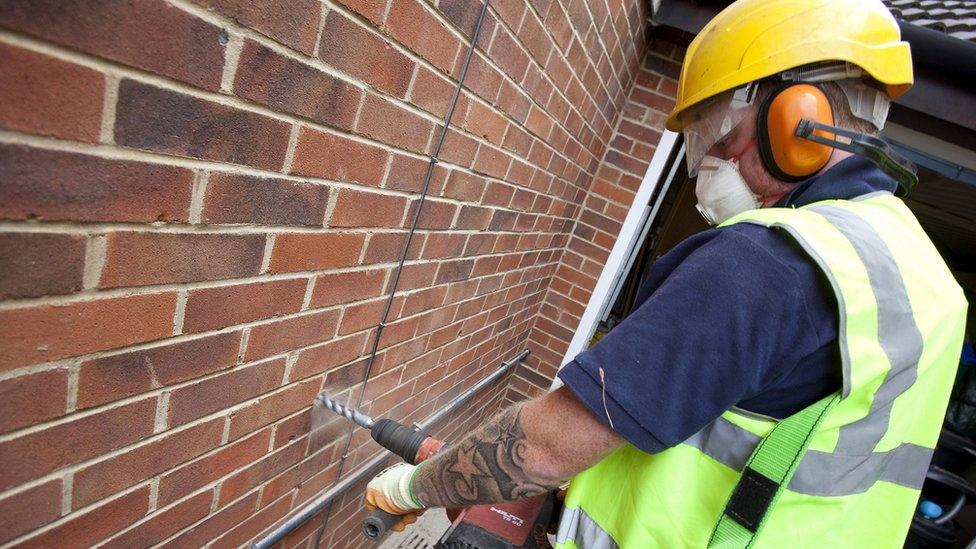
{"left": 708, "top": 393, "right": 841, "bottom": 548}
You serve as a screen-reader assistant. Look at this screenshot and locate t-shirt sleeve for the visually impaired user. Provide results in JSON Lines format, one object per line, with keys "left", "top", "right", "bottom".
{"left": 558, "top": 227, "right": 821, "bottom": 454}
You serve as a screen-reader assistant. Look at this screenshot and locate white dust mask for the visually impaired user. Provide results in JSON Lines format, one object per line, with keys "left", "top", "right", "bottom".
{"left": 694, "top": 155, "right": 762, "bottom": 226}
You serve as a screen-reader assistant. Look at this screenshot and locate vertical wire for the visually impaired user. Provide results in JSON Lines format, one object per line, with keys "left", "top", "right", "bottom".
{"left": 311, "top": 1, "right": 492, "bottom": 544}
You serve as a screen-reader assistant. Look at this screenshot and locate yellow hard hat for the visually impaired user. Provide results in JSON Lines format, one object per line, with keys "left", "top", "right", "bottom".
{"left": 665, "top": 0, "right": 913, "bottom": 132}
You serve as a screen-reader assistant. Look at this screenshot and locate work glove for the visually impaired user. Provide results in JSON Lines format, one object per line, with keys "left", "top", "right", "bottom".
{"left": 364, "top": 463, "right": 426, "bottom": 532}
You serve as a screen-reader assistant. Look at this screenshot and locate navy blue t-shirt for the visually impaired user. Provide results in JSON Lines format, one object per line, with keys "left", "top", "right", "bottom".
{"left": 558, "top": 156, "right": 899, "bottom": 453}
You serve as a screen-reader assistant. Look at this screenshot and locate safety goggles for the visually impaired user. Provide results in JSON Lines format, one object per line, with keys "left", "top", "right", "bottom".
{"left": 682, "top": 83, "right": 758, "bottom": 177}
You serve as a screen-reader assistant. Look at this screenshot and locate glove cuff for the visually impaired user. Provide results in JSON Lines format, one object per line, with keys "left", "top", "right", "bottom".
{"left": 398, "top": 464, "right": 423, "bottom": 509}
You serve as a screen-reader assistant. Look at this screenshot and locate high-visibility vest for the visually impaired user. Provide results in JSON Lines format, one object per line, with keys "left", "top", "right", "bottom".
{"left": 556, "top": 193, "right": 968, "bottom": 548}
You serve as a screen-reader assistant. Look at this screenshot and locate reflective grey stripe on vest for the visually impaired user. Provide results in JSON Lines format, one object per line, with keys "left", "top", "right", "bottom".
{"left": 683, "top": 204, "right": 930, "bottom": 497}
{"left": 807, "top": 205, "right": 924, "bottom": 453}
{"left": 556, "top": 507, "right": 619, "bottom": 548}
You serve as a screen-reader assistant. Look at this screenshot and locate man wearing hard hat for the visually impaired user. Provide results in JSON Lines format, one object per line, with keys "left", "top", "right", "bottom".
{"left": 364, "top": 1, "right": 969, "bottom": 546}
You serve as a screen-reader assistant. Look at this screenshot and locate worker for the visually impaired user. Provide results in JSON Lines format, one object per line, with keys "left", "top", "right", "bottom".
{"left": 364, "top": 0, "right": 969, "bottom": 546}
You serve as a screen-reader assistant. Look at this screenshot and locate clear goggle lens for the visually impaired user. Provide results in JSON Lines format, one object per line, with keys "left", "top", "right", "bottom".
{"left": 682, "top": 84, "right": 758, "bottom": 177}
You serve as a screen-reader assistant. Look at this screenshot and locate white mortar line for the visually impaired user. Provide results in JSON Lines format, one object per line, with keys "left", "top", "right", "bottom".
{"left": 148, "top": 478, "right": 161, "bottom": 511}
{"left": 187, "top": 171, "right": 210, "bottom": 224}
{"left": 154, "top": 392, "right": 171, "bottom": 434}
{"left": 301, "top": 277, "right": 316, "bottom": 311}
{"left": 238, "top": 327, "right": 251, "bottom": 364}
{"left": 81, "top": 235, "right": 107, "bottom": 290}
{"left": 60, "top": 472, "right": 73, "bottom": 516}
{"left": 259, "top": 234, "right": 276, "bottom": 274}
{"left": 172, "top": 290, "right": 188, "bottom": 336}
{"left": 65, "top": 362, "right": 80, "bottom": 414}
{"left": 280, "top": 124, "right": 301, "bottom": 174}
{"left": 98, "top": 75, "right": 120, "bottom": 144}
{"left": 219, "top": 32, "right": 245, "bottom": 94}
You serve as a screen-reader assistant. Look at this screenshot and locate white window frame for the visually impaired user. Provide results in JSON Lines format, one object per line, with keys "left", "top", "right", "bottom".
{"left": 552, "top": 130, "right": 681, "bottom": 387}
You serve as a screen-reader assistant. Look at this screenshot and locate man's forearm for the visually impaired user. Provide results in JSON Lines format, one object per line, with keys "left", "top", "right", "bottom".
{"left": 411, "top": 403, "right": 558, "bottom": 508}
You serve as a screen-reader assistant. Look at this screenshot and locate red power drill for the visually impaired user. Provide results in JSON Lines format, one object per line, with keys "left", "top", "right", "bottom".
{"left": 316, "top": 395, "right": 554, "bottom": 547}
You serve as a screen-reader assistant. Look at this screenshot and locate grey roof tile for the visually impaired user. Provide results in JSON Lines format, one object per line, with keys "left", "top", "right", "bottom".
{"left": 883, "top": 0, "right": 976, "bottom": 42}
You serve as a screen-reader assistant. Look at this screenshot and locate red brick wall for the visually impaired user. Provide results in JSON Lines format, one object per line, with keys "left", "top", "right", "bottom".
{"left": 0, "top": 0, "right": 677, "bottom": 547}
{"left": 509, "top": 38, "right": 684, "bottom": 401}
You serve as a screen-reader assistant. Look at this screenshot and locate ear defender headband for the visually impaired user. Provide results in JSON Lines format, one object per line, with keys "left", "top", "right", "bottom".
{"left": 757, "top": 83, "right": 835, "bottom": 182}
{"left": 756, "top": 81, "right": 918, "bottom": 193}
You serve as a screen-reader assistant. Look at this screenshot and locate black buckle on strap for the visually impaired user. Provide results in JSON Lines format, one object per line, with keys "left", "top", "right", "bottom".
{"left": 725, "top": 467, "right": 779, "bottom": 533}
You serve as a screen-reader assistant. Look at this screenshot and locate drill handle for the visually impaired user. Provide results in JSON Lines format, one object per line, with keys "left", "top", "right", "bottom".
{"left": 363, "top": 509, "right": 401, "bottom": 540}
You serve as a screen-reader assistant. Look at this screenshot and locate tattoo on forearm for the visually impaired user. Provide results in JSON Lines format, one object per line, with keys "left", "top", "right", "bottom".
{"left": 412, "top": 404, "right": 555, "bottom": 508}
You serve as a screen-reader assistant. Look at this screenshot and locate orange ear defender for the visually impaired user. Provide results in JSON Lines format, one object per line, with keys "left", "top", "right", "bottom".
{"left": 757, "top": 83, "right": 835, "bottom": 182}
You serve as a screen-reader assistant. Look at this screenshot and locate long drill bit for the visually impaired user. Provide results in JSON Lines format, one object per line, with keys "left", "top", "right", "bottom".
{"left": 314, "top": 394, "right": 375, "bottom": 430}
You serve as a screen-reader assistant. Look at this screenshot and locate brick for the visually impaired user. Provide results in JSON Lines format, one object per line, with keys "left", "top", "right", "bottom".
{"left": 465, "top": 101, "right": 508, "bottom": 145}
{"left": 77, "top": 331, "right": 242, "bottom": 410}
{"left": 440, "top": 128, "right": 479, "bottom": 167}
{"left": 473, "top": 145, "right": 512, "bottom": 179}
{"left": 182, "top": 278, "right": 307, "bottom": 333}
{"left": 100, "top": 490, "right": 212, "bottom": 549}
{"left": 386, "top": 0, "right": 461, "bottom": 75}
{"left": 0, "top": 369, "right": 68, "bottom": 434}
{"left": 202, "top": 173, "right": 330, "bottom": 226}
{"left": 356, "top": 94, "right": 434, "bottom": 154}
{"left": 291, "top": 332, "right": 368, "bottom": 380}
{"left": 363, "top": 232, "right": 424, "bottom": 264}
{"left": 336, "top": 0, "right": 387, "bottom": 25}
{"left": 439, "top": 0, "right": 494, "bottom": 41}
{"left": 489, "top": 28, "right": 530, "bottom": 82}
{"left": 442, "top": 171, "right": 486, "bottom": 202}
{"left": 0, "top": 233, "right": 85, "bottom": 300}
{"left": 338, "top": 299, "right": 385, "bottom": 336}
{"left": 99, "top": 232, "right": 265, "bottom": 288}
{"left": 644, "top": 52, "right": 681, "bottom": 80}
{"left": 234, "top": 40, "right": 361, "bottom": 130}
{"left": 18, "top": 486, "right": 150, "bottom": 549}
{"left": 273, "top": 411, "right": 311, "bottom": 449}
{"left": 421, "top": 233, "right": 467, "bottom": 259}
{"left": 385, "top": 154, "right": 446, "bottom": 193}
{"left": 72, "top": 418, "right": 224, "bottom": 508}
{"left": 268, "top": 232, "right": 365, "bottom": 274}
{"left": 604, "top": 149, "right": 645, "bottom": 176}
{"left": 163, "top": 492, "right": 258, "bottom": 548}
{"left": 156, "top": 430, "right": 270, "bottom": 508}
{"left": 244, "top": 309, "right": 341, "bottom": 360}
{"left": 197, "top": 0, "right": 321, "bottom": 55}
{"left": 409, "top": 67, "right": 454, "bottom": 118}
{"left": 0, "top": 43, "right": 103, "bottom": 142}
{"left": 618, "top": 119, "right": 662, "bottom": 146}
{"left": 217, "top": 439, "right": 305, "bottom": 505}
{"left": 405, "top": 199, "right": 457, "bottom": 230}
{"left": 319, "top": 11, "right": 414, "bottom": 98}
{"left": 114, "top": 79, "right": 290, "bottom": 170}
{"left": 435, "top": 259, "right": 475, "bottom": 284}
{"left": 0, "top": 397, "right": 156, "bottom": 491}
{"left": 455, "top": 205, "right": 493, "bottom": 230}
{"left": 330, "top": 189, "right": 406, "bottom": 228}
{"left": 310, "top": 268, "right": 386, "bottom": 308}
{"left": 168, "top": 358, "right": 286, "bottom": 426}
{"left": 0, "top": 0, "right": 224, "bottom": 90}
{"left": 291, "top": 126, "right": 389, "bottom": 187}
{"left": 0, "top": 144, "right": 193, "bottom": 223}
{"left": 0, "top": 479, "right": 62, "bottom": 544}
{"left": 227, "top": 379, "right": 319, "bottom": 440}
{"left": 212, "top": 490, "right": 291, "bottom": 547}
{"left": 0, "top": 293, "right": 176, "bottom": 371}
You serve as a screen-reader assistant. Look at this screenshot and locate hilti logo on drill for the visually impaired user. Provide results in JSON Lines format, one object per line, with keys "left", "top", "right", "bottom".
{"left": 489, "top": 506, "right": 525, "bottom": 527}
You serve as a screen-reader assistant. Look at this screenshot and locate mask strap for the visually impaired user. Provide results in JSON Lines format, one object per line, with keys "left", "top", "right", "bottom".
{"left": 731, "top": 138, "right": 758, "bottom": 163}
